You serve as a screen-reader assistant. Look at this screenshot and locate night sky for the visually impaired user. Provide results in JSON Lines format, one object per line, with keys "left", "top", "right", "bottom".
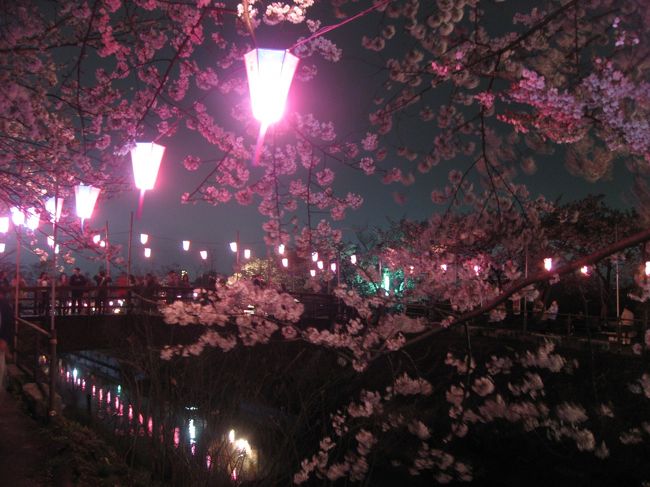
{"left": 0, "top": 4, "right": 635, "bottom": 279}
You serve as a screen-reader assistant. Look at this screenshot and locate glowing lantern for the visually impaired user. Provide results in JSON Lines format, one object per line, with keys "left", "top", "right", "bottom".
{"left": 0, "top": 243, "right": 5, "bottom": 253}
{"left": 47, "top": 236, "right": 54, "bottom": 248}
{"left": 382, "top": 272, "right": 390, "bottom": 291}
{"left": 580, "top": 266, "right": 589, "bottom": 275}
{"left": 317, "top": 260, "right": 323, "bottom": 270}
{"left": 75, "top": 184, "right": 101, "bottom": 228}
{"left": 309, "top": 269, "right": 316, "bottom": 277}
{"left": 45, "top": 197, "right": 64, "bottom": 223}
{"left": 350, "top": 254, "right": 357, "bottom": 265}
{"left": 200, "top": 250, "right": 208, "bottom": 260}
{"left": 473, "top": 265, "right": 480, "bottom": 275}
{"left": 182, "top": 240, "right": 190, "bottom": 251}
{"left": 99, "top": 240, "right": 106, "bottom": 248}
{"left": 281, "top": 257, "right": 289, "bottom": 268}
{"left": 645, "top": 261, "right": 650, "bottom": 277}
{"left": 330, "top": 262, "right": 337, "bottom": 272}
{"left": 24, "top": 208, "right": 40, "bottom": 231}
{"left": 140, "top": 233, "right": 149, "bottom": 245}
{"left": 543, "top": 257, "right": 553, "bottom": 271}
{"left": 54, "top": 244, "right": 60, "bottom": 254}
{"left": 92, "top": 234, "right": 101, "bottom": 244}
{"left": 244, "top": 48, "right": 299, "bottom": 127}
{"left": 311, "top": 252, "right": 318, "bottom": 262}
{"left": 0, "top": 217, "right": 8, "bottom": 234}
{"left": 144, "top": 247, "right": 151, "bottom": 258}
{"left": 278, "top": 244, "right": 285, "bottom": 255}
{"left": 230, "top": 241, "right": 238, "bottom": 252}
{"left": 244, "top": 248, "right": 251, "bottom": 260}
{"left": 10, "top": 207, "right": 24, "bottom": 227}
{"left": 441, "top": 264, "right": 448, "bottom": 272}
{"left": 131, "top": 142, "right": 165, "bottom": 217}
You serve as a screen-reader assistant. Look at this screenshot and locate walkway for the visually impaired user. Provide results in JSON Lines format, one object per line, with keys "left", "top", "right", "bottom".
{"left": 0, "top": 373, "right": 52, "bottom": 486}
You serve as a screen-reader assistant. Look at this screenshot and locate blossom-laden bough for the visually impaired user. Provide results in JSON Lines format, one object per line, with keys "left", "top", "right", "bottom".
{"left": 4, "top": 0, "right": 650, "bottom": 483}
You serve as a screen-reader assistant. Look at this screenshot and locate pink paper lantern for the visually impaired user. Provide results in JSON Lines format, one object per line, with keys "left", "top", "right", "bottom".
{"left": 244, "top": 49, "right": 299, "bottom": 127}
{"left": 75, "top": 184, "right": 101, "bottom": 227}
{"left": 45, "top": 196, "right": 64, "bottom": 223}
{"left": 131, "top": 142, "right": 165, "bottom": 217}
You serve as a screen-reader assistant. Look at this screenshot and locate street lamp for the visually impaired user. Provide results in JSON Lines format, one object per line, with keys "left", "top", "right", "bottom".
{"left": 182, "top": 240, "right": 190, "bottom": 251}
{"left": 200, "top": 250, "right": 208, "bottom": 261}
{"left": 243, "top": 249, "right": 251, "bottom": 260}
{"left": 74, "top": 184, "right": 101, "bottom": 230}
{"left": 131, "top": 142, "right": 165, "bottom": 218}
{"left": 140, "top": 233, "right": 149, "bottom": 245}
{"left": 281, "top": 258, "right": 289, "bottom": 268}
{"left": 144, "top": 247, "right": 152, "bottom": 258}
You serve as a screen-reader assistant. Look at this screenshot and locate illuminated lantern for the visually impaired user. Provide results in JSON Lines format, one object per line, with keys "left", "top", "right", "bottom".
{"left": 473, "top": 264, "right": 480, "bottom": 275}
{"left": 25, "top": 208, "right": 40, "bottom": 231}
{"left": 350, "top": 254, "right": 357, "bottom": 265}
{"left": 140, "top": 233, "right": 149, "bottom": 245}
{"left": 243, "top": 249, "right": 251, "bottom": 260}
{"left": 10, "top": 207, "right": 25, "bottom": 227}
{"left": 645, "top": 261, "right": 650, "bottom": 277}
{"left": 0, "top": 216, "right": 8, "bottom": 234}
{"left": 543, "top": 257, "right": 553, "bottom": 271}
{"left": 144, "top": 247, "right": 151, "bottom": 258}
{"left": 0, "top": 243, "right": 5, "bottom": 253}
{"left": 229, "top": 241, "right": 238, "bottom": 252}
{"left": 317, "top": 260, "right": 323, "bottom": 270}
{"left": 281, "top": 257, "right": 288, "bottom": 268}
{"left": 75, "top": 184, "right": 101, "bottom": 229}
{"left": 278, "top": 244, "right": 285, "bottom": 255}
{"left": 244, "top": 49, "right": 299, "bottom": 128}
{"left": 182, "top": 240, "right": 190, "bottom": 251}
{"left": 311, "top": 252, "right": 318, "bottom": 262}
{"left": 54, "top": 244, "right": 60, "bottom": 254}
{"left": 330, "top": 262, "right": 337, "bottom": 272}
{"left": 200, "top": 250, "right": 208, "bottom": 260}
{"left": 47, "top": 236, "right": 55, "bottom": 248}
{"left": 440, "top": 264, "right": 448, "bottom": 272}
{"left": 92, "top": 234, "right": 101, "bottom": 244}
{"left": 45, "top": 197, "right": 64, "bottom": 223}
{"left": 99, "top": 240, "right": 106, "bottom": 248}
{"left": 309, "top": 269, "right": 316, "bottom": 277}
{"left": 131, "top": 142, "right": 165, "bottom": 217}
{"left": 580, "top": 266, "right": 589, "bottom": 276}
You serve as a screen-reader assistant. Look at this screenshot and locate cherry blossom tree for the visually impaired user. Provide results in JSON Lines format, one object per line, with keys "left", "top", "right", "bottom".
{"left": 3, "top": 0, "right": 650, "bottom": 483}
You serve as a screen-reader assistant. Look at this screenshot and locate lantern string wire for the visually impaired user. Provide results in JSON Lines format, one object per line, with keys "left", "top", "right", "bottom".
{"left": 289, "top": 0, "right": 391, "bottom": 52}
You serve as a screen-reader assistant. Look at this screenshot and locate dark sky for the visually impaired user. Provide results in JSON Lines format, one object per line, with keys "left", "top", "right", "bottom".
{"left": 1, "top": 3, "right": 635, "bottom": 279}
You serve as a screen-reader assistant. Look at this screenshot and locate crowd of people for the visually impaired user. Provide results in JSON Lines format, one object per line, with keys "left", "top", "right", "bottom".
{"left": 0, "top": 268, "right": 207, "bottom": 316}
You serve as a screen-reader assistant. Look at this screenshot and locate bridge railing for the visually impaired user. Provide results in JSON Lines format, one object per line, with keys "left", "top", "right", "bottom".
{"left": 8, "top": 286, "right": 343, "bottom": 322}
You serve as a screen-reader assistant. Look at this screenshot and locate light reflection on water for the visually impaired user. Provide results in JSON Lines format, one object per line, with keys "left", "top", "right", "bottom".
{"left": 59, "top": 361, "right": 259, "bottom": 481}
